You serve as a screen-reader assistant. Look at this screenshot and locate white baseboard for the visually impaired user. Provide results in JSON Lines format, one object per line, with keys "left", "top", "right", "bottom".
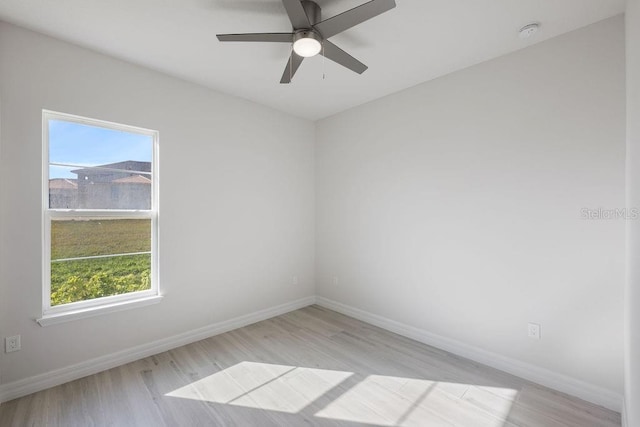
{"left": 0, "top": 296, "right": 316, "bottom": 404}
{"left": 315, "top": 296, "right": 623, "bottom": 413}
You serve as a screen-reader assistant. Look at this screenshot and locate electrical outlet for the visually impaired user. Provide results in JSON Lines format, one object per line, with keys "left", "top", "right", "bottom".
{"left": 5, "top": 335, "right": 21, "bottom": 353}
{"left": 292, "top": 275, "right": 299, "bottom": 285}
{"left": 528, "top": 323, "right": 541, "bottom": 340}
{"left": 332, "top": 276, "right": 339, "bottom": 285}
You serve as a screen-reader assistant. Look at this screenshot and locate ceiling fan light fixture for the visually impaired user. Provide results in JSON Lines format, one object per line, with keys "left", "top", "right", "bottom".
{"left": 293, "top": 30, "right": 322, "bottom": 57}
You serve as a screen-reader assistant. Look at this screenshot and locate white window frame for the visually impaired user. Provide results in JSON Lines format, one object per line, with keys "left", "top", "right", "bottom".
{"left": 38, "top": 110, "right": 161, "bottom": 326}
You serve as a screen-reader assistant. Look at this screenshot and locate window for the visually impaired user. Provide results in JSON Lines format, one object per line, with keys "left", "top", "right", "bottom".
{"left": 40, "top": 111, "right": 160, "bottom": 326}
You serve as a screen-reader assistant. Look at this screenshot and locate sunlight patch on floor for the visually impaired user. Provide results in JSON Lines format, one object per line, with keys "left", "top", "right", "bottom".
{"left": 166, "top": 362, "right": 518, "bottom": 425}
{"left": 315, "top": 375, "right": 518, "bottom": 426}
{"left": 166, "top": 361, "right": 353, "bottom": 413}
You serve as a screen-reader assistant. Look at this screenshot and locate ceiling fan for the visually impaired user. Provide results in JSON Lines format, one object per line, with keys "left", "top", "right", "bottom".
{"left": 216, "top": 0, "right": 396, "bottom": 83}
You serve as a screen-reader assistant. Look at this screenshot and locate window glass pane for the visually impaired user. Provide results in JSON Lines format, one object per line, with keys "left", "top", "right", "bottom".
{"left": 51, "top": 253, "right": 151, "bottom": 306}
{"left": 51, "top": 218, "right": 151, "bottom": 259}
{"left": 50, "top": 218, "right": 152, "bottom": 306}
{"left": 49, "top": 119, "right": 153, "bottom": 210}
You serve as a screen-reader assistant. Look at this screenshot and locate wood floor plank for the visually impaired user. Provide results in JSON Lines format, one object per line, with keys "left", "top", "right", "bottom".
{"left": 0, "top": 305, "right": 621, "bottom": 426}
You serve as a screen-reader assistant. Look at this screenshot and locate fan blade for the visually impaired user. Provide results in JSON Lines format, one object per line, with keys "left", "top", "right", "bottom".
{"left": 314, "top": 0, "right": 396, "bottom": 39}
{"left": 321, "top": 40, "right": 368, "bottom": 74}
{"left": 281, "top": 0, "right": 311, "bottom": 29}
{"left": 280, "top": 52, "right": 304, "bottom": 83}
{"left": 217, "top": 33, "right": 293, "bottom": 42}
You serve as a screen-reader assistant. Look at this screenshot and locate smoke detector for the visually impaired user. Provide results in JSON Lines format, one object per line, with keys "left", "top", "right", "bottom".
{"left": 519, "top": 23, "right": 540, "bottom": 39}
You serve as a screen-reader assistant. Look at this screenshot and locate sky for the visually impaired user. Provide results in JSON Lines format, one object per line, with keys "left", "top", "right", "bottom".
{"left": 49, "top": 119, "right": 153, "bottom": 179}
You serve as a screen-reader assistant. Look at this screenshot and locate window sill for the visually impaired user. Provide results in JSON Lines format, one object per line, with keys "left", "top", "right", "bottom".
{"left": 37, "top": 295, "right": 163, "bottom": 327}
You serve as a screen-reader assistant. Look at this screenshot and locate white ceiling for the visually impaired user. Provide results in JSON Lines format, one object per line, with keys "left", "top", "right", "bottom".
{"left": 0, "top": 0, "right": 625, "bottom": 120}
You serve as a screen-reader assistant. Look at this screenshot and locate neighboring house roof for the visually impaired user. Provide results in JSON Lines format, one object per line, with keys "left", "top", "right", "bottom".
{"left": 72, "top": 160, "right": 151, "bottom": 176}
{"left": 49, "top": 178, "right": 78, "bottom": 189}
{"left": 111, "top": 174, "right": 152, "bottom": 184}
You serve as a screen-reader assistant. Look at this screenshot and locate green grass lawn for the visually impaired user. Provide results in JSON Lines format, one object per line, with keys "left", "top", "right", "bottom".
{"left": 52, "top": 218, "right": 150, "bottom": 259}
{"left": 50, "top": 219, "right": 151, "bottom": 306}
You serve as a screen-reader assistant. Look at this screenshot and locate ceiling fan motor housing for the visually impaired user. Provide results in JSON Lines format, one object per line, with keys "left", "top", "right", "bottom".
{"left": 294, "top": 29, "right": 322, "bottom": 44}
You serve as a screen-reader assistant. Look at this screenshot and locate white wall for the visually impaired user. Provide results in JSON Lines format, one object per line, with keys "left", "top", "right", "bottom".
{"left": 626, "top": 0, "right": 640, "bottom": 424}
{"left": 0, "top": 22, "right": 315, "bottom": 385}
{"left": 316, "top": 15, "right": 625, "bottom": 397}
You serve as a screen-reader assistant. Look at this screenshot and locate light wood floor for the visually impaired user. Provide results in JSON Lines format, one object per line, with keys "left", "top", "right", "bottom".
{"left": 0, "top": 305, "right": 621, "bottom": 426}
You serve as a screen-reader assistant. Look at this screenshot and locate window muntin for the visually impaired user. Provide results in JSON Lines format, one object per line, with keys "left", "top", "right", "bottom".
{"left": 43, "top": 111, "right": 159, "bottom": 315}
